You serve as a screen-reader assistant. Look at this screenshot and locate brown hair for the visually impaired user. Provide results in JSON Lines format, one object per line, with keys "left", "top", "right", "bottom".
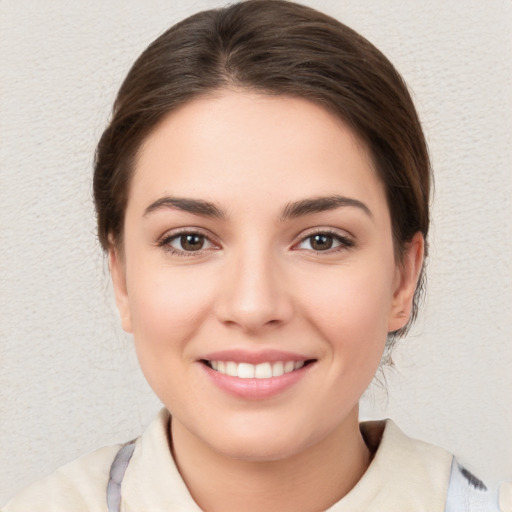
{"left": 94, "top": 0, "right": 431, "bottom": 341}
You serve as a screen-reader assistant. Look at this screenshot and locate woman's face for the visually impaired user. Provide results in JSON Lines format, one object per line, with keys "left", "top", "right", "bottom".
{"left": 111, "top": 91, "right": 422, "bottom": 461}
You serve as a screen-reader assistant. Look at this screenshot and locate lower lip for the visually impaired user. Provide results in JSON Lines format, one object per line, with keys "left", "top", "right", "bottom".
{"left": 200, "top": 362, "right": 314, "bottom": 400}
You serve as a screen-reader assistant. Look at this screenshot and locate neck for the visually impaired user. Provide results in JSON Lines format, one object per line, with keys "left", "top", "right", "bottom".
{"left": 170, "top": 406, "right": 371, "bottom": 512}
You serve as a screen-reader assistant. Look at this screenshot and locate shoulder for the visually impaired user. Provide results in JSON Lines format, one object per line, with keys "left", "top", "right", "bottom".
{"left": 362, "top": 419, "right": 455, "bottom": 510}
{"left": 2, "top": 409, "right": 175, "bottom": 512}
{"left": 363, "top": 419, "right": 455, "bottom": 480}
{"left": 2, "top": 443, "right": 122, "bottom": 512}
{"left": 328, "top": 419, "right": 455, "bottom": 511}
{"left": 355, "top": 419, "right": 508, "bottom": 512}
{"left": 447, "top": 459, "right": 511, "bottom": 512}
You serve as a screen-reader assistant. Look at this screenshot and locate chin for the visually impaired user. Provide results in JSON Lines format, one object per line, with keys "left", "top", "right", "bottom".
{"left": 196, "top": 413, "right": 331, "bottom": 463}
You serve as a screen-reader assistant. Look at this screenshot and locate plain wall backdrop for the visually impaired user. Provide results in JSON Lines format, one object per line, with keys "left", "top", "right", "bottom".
{"left": 1, "top": 0, "right": 511, "bottom": 503}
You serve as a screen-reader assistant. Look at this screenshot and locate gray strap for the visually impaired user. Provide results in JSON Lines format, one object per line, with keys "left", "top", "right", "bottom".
{"left": 445, "top": 457, "right": 500, "bottom": 512}
{"left": 106, "top": 441, "right": 136, "bottom": 512}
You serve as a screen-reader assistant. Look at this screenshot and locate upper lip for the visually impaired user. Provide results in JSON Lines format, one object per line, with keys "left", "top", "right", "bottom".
{"left": 199, "top": 349, "right": 314, "bottom": 365}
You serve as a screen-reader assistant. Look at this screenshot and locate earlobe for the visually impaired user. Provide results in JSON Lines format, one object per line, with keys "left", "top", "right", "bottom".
{"left": 108, "top": 246, "right": 133, "bottom": 333}
{"left": 388, "top": 232, "right": 424, "bottom": 332}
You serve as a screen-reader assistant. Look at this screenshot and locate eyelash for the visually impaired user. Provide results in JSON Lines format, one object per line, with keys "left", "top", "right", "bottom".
{"left": 292, "top": 229, "right": 355, "bottom": 254}
{"left": 158, "top": 229, "right": 218, "bottom": 257}
{"left": 157, "top": 228, "right": 355, "bottom": 257}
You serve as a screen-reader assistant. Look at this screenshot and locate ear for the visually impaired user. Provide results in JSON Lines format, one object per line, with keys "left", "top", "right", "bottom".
{"left": 108, "top": 245, "right": 133, "bottom": 333}
{"left": 387, "top": 232, "right": 424, "bottom": 332}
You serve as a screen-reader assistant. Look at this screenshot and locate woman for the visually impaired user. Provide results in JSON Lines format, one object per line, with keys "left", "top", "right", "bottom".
{"left": 2, "top": 1, "right": 509, "bottom": 511}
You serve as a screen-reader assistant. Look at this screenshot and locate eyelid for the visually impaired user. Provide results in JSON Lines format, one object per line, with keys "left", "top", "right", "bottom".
{"left": 157, "top": 227, "right": 221, "bottom": 255}
{"left": 291, "top": 227, "right": 355, "bottom": 252}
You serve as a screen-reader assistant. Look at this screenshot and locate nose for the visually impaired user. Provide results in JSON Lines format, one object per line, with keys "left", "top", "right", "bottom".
{"left": 214, "top": 247, "right": 294, "bottom": 334}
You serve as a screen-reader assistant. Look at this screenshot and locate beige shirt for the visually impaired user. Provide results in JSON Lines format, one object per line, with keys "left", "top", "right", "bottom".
{"left": 3, "top": 408, "right": 508, "bottom": 512}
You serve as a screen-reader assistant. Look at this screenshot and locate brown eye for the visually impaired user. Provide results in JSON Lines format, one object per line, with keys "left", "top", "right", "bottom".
{"left": 180, "top": 234, "right": 204, "bottom": 251}
{"left": 167, "top": 232, "right": 213, "bottom": 252}
{"left": 309, "top": 234, "right": 333, "bottom": 251}
{"left": 296, "top": 232, "right": 353, "bottom": 252}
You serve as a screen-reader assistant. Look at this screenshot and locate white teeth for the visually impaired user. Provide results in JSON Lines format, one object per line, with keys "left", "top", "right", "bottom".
{"left": 255, "top": 362, "right": 272, "bottom": 379}
{"left": 226, "top": 361, "right": 238, "bottom": 377}
{"left": 237, "top": 363, "right": 255, "bottom": 379}
{"left": 208, "top": 360, "right": 308, "bottom": 378}
{"left": 284, "top": 361, "right": 295, "bottom": 373}
{"left": 272, "top": 361, "right": 284, "bottom": 377}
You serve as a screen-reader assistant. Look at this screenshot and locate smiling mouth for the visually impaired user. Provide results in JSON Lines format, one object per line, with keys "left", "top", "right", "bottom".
{"left": 202, "top": 360, "right": 316, "bottom": 379}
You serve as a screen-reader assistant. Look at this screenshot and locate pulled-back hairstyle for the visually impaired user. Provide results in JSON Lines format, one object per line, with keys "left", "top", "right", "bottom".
{"left": 94, "top": 0, "right": 431, "bottom": 343}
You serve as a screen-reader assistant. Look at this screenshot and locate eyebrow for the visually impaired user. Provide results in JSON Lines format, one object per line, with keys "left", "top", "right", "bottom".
{"left": 144, "top": 197, "right": 225, "bottom": 219}
{"left": 143, "top": 194, "right": 372, "bottom": 221}
{"left": 280, "top": 195, "right": 373, "bottom": 220}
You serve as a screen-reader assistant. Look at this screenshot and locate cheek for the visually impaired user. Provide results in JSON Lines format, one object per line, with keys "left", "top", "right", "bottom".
{"left": 296, "top": 258, "right": 395, "bottom": 362}
{"left": 126, "top": 263, "right": 215, "bottom": 357}
{"left": 124, "top": 263, "right": 220, "bottom": 410}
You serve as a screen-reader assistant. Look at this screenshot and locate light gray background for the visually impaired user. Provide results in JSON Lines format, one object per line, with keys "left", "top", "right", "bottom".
{"left": 1, "top": 0, "right": 511, "bottom": 503}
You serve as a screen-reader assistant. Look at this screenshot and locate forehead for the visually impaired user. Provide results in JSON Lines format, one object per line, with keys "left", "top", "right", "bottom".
{"left": 129, "top": 90, "right": 387, "bottom": 219}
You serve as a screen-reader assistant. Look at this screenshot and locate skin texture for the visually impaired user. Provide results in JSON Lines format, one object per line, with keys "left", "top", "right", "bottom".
{"left": 110, "top": 90, "right": 423, "bottom": 512}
